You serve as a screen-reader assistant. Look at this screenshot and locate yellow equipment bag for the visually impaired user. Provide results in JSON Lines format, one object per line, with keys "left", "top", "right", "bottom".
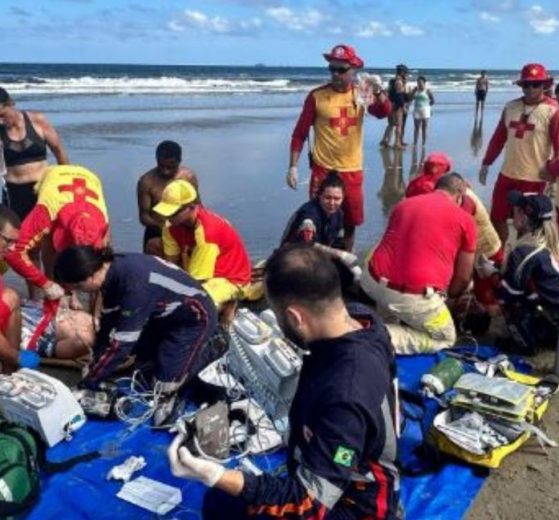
{"left": 431, "top": 373, "right": 553, "bottom": 469}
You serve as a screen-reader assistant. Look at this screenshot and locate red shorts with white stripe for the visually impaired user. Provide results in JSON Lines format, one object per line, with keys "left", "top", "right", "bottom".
{"left": 309, "top": 165, "right": 364, "bottom": 227}
{"left": 490, "top": 173, "right": 546, "bottom": 223}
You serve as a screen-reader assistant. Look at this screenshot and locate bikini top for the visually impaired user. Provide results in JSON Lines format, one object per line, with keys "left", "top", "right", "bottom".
{"left": 0, "top": 111, "right": 47, "bottom": 167}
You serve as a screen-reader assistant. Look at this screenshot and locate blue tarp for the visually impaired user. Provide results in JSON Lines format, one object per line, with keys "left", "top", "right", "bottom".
{"left": 28, "top": 348, "right": 508, "bottom": 520}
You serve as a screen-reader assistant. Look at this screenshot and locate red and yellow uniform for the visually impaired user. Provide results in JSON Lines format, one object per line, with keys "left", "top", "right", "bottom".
{"left": 162, "top": 207, "right": 251, "bottom": 305}
{"left": 5, "top": 165, "right": 109, "bottom": 288}
{"left": 483, "top": 96, "right": 559, "bottom": 222}
{"left": 291, "top": 84, "right": 391, "bottom": 226}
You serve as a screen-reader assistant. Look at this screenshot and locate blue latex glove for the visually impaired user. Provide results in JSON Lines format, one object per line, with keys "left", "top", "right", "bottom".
{"left": 19, "top": 350, "right": 41, "bottom": 369}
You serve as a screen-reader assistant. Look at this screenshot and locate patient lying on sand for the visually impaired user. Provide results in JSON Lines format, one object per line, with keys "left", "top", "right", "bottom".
{"left": 20, "top": 300, "right": 95, "bottom": 360}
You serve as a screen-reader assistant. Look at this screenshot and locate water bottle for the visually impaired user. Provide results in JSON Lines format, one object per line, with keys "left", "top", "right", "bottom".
{"left": 421, "top": 357, "right": 464, "bottom": 396}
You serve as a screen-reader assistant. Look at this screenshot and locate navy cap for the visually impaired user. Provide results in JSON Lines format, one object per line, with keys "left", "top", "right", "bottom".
{"left": 507, "top": 190, "right": 554, "bottom": 222}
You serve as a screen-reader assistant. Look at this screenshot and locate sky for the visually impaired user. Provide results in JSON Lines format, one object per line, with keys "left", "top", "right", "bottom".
{"left": 2, "top": 0, "right": 559, "bottom": 69}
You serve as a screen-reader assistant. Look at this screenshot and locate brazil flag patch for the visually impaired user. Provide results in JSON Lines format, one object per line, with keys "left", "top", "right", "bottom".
{"left": 333, "top": 445, "right": 355, "bottom": 468}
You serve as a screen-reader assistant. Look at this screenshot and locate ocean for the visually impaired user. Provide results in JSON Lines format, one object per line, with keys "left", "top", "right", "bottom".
{"left": 0, "top": 63, "right": 543, "bottom": 259}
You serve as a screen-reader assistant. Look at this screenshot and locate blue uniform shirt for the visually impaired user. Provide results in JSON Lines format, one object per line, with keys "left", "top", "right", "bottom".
{"left": 497, "top": 244, "right": 559, "bottom": 311}
{"left": 241, "top": 304, "right": 400, "bottom": 519}
{"left": 85, "top": 253, "right": 216, "bottom": 386}
{"left": 281, "top": 198, "right": 344, "bottom": 249}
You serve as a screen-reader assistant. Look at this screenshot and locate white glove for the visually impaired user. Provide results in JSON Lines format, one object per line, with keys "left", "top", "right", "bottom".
{"left": 339, "top": 251, "right": 358, "bottom": 266}
{"left": 338, "top": 251, "right": 362, "bottom": 282}
{"left": 479, "top": 165, "right": 489, "bottom": 186}
{"left": 43, "top": 282, "right": 65, "bottom": 300}
{"left": 475, "top": 254, "right": 498, "bottom": 278}
{"left": 167, "top": 434, "right": 226, "bottom": 487}
{"left": 286, "top": 166, "right": 298, "bottom": 190}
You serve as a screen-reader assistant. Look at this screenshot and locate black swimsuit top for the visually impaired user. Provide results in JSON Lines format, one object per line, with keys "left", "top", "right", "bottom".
{"left": 0, "top": 112, "right": 47, "bottom": 167}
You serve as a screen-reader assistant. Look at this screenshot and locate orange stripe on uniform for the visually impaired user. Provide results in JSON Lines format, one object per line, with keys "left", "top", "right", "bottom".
{"left": 248, "top": 496, "right": 316, "bottom": 518}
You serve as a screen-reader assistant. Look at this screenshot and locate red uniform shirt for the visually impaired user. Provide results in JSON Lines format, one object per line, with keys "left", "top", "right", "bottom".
{"left": 291, "top": 83, "right": 391, "bottom": 172}
{"left": 370, "top": 190, "right": 477, "bottom": 291}
{"left": 163, "top": 207, "right": 251, "bottom": 285}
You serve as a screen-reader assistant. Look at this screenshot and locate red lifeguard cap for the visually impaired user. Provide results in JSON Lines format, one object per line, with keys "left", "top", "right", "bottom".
{"left": 323, "top": 44, "right": 364, "bottom": 69}
{"left": 515, "top": 63, "right": 553, "bottom": 86}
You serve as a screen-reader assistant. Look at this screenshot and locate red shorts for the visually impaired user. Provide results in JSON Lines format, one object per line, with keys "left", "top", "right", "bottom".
{"left": 309, "top": 165, "right": 364, "bottom": 227}
{"left": 490, "top": 173, "right": 546, "bottom": 223}
{"left": 0, "top": 298, "right": 11, "bottom": 333}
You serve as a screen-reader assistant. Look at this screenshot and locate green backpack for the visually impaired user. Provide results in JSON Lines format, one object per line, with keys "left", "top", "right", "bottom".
{"left": 0, "top": 422, "right": 40, "bottom": 518}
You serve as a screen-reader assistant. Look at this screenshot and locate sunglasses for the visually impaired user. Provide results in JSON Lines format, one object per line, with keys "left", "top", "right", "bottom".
{"left": 521, "top": 81, "right": 544, "bottom": 89}
{"left": 329, "top": 65, "right": 352, "bottom": 75}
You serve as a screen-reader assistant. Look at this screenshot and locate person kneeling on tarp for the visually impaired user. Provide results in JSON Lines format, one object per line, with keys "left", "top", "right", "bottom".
{"left": 168, "top": 244, "right": 400, "bottom": 520}
{"left": 153, "top": 179, "right": 252, "bottom": 323}
{"left": 5, "top": 164, "right": 110, "bottom": 303}
{"left": 53, "top": 246, "right": 218, "bottom": 425}
{"left": 496, "top": 191, "right": 559, "bottom": 354}
{"left": 406, "top": 152, "right": 504, "bottom": 320}
{"left": 361, "top": 173, "right": 477, "bottom": 354}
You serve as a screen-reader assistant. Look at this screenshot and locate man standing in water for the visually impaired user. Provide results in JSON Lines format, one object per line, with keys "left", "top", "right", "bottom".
{"left": 286, "top": 44, "right": 391, "bottom": 251}
{"left": 479, "top": 63, "right": 559, "bottom": 243}
{"left": 475, "top": 70, "right": 489, "bottom": 117}
{"left": 137, "top": 140, "right": 198, "bottom": 255}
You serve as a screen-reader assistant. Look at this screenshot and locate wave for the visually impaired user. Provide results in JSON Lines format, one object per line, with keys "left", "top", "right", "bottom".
{"left": 2, "top": 75, "right": 305, "bottom": 95}
{"left": 1, "top": 73, "right": 521, "bottom": 96}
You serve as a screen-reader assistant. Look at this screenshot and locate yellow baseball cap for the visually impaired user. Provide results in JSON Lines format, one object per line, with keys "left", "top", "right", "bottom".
{"left": 153, "top": 180, "right": 198, "bottom": 217}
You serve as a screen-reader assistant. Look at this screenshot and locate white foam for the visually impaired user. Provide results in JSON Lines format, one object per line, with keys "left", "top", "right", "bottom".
{"left": 5, "top": 76, "right": 300, "bottom": 95}
{"left": 4, "top": 73, "right": 521, "bottom": 96}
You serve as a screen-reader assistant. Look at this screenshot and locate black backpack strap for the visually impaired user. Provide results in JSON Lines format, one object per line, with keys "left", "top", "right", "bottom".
{"left": 42, "top": 450, "right": 101, "bottom": 474}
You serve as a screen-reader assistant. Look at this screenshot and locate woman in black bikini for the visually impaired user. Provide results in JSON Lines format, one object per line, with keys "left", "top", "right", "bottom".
{"left": 0, "top": 87, "right": 68, "bottom": 297}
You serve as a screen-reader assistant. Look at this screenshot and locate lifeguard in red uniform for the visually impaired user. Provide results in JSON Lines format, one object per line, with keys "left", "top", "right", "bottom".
{"left": 479, "top": 63, "right": 559, "bottom": 243}
{"left": 286, "top": 44, "right": 391, "bottom": 251}
{"left": 154, "top": 180, "right": 251, "bottom": 309}
{"left": 5, "top": 165, "right": 109, "bottom": 299}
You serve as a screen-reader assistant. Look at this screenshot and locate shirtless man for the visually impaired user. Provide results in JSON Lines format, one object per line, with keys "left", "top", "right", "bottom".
{"left": 136, "top": 140, "right": 198, "bottom": 255}
{"left": 475, "top": 71, "right": 489, "bottom": 117}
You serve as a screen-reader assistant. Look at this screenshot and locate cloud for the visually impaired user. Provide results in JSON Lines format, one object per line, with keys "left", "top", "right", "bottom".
{"left": 169, "top": 9, "right": 261, "bottom": 35}
{"left": 357, "top": 21, "right": 392, "bottom": 37}
{"left": 265, "top": 7, "right": 326, "bottom": 31}
{"left": 397, "top": 22, "right": 424, "bottom": 36}
{"left": 480, "top": 11, "right": 501, "bottom": 22}
{"left": 527, "top": 4, "right": 559, "bottom": 34}
{"left": 530, "top": 16, "right": 559, "bottom": 33}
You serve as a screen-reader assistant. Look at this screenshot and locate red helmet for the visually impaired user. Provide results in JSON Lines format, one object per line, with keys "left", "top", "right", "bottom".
{"left": 515, "top": 63, "right": 553, "bottom": 86}
{"left": 323, "top": 44, "right": 364, "bottom": 69}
